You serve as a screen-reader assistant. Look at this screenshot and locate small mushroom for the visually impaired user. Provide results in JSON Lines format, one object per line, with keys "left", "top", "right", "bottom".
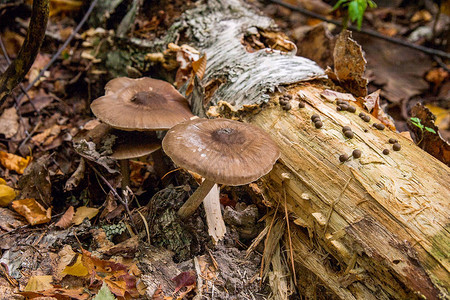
{"left": 342, "top": 126, "right": 352, "bottom": 133}
{"left": 339, "top": 154, "right": 349, "bottom": 162}
{"left": 347, "top": 105, "right": 356, "bottom": 113}
{"left": 282, "top": 103, "right": 292, "bottom": 110}
{"left": 389, "top": 138, "right": 398, "bottom": 144}
{"left": 344, "top": 131, "right": 354, "bottom": 138}
{"left": 311, "top": 114, "right": 320, "bottom": 122}
{"left": 393, "top": 143, "right": 401, "bottom": 151}
{"left": 383, "top": 149, "right": 390, "bottom": 155}
{"left": 352, "top": 149, "right": 362, "bottom": 158}
{"left": 373, "top": 123, "right": 386, "bottom": 130}
{"left": 314, "top": 121, "right": 323, "bottom": 128}
{"left": 162, "top": 118, "right": 280, "bottom": 219}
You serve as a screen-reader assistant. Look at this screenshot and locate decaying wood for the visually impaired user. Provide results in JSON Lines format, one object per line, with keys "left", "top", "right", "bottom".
{"left": 151, "top": 0, "right": 450, "bottom": 299}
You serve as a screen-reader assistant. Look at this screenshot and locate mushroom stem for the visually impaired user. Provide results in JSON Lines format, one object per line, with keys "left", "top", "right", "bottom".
{"left": 151, "top": 148, "right": 169, "bottom": 182}
{"left": 178, "top": 178, "right": 216, "bottom": 219}
{"left": 120, "top": 159, "right": 130, "bottom": 191}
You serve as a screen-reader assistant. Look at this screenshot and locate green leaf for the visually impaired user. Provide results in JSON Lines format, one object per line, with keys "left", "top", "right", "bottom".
{"left": 425, "top": 127, "right": 436, "bottom": 134}
{"left": 348, "top": 1, "right": 361, "bottom": 22}
{"left": 332, "top": 0, "right": 348, "bottom": 11}
{"left": 410, "top": 117, "right": 421, "bottom": 124}
{"left": 368, "top": 0, "right": 377, "bottom": 8}
{"left": 93, "top": 282, "right": 116, "bottom": 300}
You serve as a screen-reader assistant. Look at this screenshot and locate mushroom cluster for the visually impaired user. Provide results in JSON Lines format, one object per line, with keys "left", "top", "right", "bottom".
{"left": 88, "top": 76, "right": 280, "bottom": 223}
{"left": 89, "top": 77, "right": 194, "bottom": 189}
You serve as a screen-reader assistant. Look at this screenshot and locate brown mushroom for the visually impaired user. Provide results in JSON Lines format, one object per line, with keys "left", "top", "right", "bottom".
{"left": 91, "top": 77, "right": 193, "bottom": 131}
{"left": 162, "top": 118, "right": 280, "bottom": 219}
{"left": 90, "top": 77, "right": 194, "bottom": 182}
{"left": 74, "top": 123, "right": 161, "bottom": 189}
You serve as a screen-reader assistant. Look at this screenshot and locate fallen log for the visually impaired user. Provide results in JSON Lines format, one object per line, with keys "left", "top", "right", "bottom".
{"left": 142, "top": 0, "right": 449, "bottom": 298}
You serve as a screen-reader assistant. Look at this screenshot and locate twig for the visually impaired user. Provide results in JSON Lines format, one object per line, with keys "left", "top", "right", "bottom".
{"left": 432, "top": 55, "right": 450, "bottom": 73}
{"left": 0, "top": 0, "right": 49, "bottom": 103}
{"left": 86, "top": 161, "right": 138, "bottom": 232}
{"left": 270, "top": 0, "right": 450, "bottom": 60}
{"left": 15, "top": 0, "right": 99, "bottom": 105}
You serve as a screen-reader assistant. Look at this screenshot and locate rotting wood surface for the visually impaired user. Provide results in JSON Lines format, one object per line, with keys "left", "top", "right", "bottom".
{"left": 147, "top": 0, "right": 450, "bottom": 298}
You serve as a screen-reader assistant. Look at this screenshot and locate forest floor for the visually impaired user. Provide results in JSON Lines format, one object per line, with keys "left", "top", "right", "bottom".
{"left": 0, "top": 0, "right": 448, "bottom": 299}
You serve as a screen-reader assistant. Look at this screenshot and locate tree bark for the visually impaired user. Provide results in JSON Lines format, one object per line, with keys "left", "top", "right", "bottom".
{"left": 147, "top": 0, "right": 449, "bottom": 299}
{"left": 0, "top": 0, "right": 49, "bottom": 104}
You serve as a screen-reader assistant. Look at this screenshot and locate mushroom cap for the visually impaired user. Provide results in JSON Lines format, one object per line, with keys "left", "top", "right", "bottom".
{"left": 91, "top": 77, "right": 194, "bottom": 131}
{"left": 109, "top": 130, "right": 161, "bottom": 160}
{"left": 162, "top": 118, "right": 280, "bottom": 186}
{"left": 74, "top": 123, "right": 161, "bottom": 160}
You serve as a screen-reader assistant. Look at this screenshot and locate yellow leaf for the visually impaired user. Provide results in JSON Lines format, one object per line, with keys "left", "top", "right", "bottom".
{"left": 24, "top": 275, "right": 53, "bottom": 292}
{"left": 424, "top": 104, "right": 450, "bottom": 129}
{"left": 73, "top": 206, "right": 99, "bottom": 225}
{"left": 62, "top": 254, "right": 89, "bottom": 277}
{"left": 0, "top": 151, "right": 31, "bottom": 174}
{"left": 0, "top": 179, "right": 16, "bottom": 207}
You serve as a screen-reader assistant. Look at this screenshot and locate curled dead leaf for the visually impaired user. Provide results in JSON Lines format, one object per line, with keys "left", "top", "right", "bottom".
{"left": 55, "top": 206, "right": 75, "bottom": 229}
{"left": 12, "top": 198, "right": 51, "bottom": 225}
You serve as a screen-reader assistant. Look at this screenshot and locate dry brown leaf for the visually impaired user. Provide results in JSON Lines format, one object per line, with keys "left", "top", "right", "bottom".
{"left": 363, "top": 89, "right": 380, "bottom": 112}
{"left": 295, "top": 23, "right": 335, "bottom": 69}
{"left": 81, "top": 249, "right": 142, "bottom": 298}
{"left": 355, "top": 35, "right": 431, "bottom": 103}
{"left": 152, "top": 285, "right": 172, "bottom": 300}
{"left": 31, "top": 124, "right": 61, "bottom": 146}
{"left": 333, "top": 30, "right": 368, "bottom": 97}
{"left": 363, "top": 90, "right": 396, "bottom": 130}
{"left": 72, "top": 206, "right": 99, "bottom": 225}
{"left": 425, "top": 68, "right": 449, "bottom": 92}
{"left": 0, "top": 107, "right": 19, "bottom": 138}
{"left": 0, "top": 207, "right": 27, "bottom": 232}
{"left": 0, "top": 151, "right": 32, "bottom": 174}
{"left": 11, "top": 198, "right": 51, "bottom": 225}
{"left": 55, "top": 206, "right": 74, "bottom": 229}
{"left": 290, "top": 0, "right": 331, "bottom": 14}
{"left": 321, "top": 89, "right": 356, "bottom": 103}
{"left": 26, "top": 53, "right": 51, "bottom": 85}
